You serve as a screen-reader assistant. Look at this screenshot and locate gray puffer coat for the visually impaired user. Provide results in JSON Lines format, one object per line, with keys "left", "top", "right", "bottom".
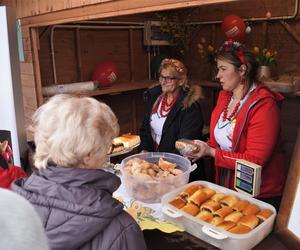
{"left": 11, "top": 166, "right": 147, "bottom": 250}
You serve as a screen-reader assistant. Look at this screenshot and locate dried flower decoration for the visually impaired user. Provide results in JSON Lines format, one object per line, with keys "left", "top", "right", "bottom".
{"left": 161, "top": 58, "right": 186, "bottom": 74}
{"left": 219, "top": 40, "right": 246, "bottom": 64}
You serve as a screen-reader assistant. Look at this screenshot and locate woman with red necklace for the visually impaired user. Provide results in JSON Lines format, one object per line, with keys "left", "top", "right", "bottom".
{"left": 139, "top": 58, "right": 205, "bottom": 180}
{"left": 189, "top": 41, "right": 286, "bottom": 211}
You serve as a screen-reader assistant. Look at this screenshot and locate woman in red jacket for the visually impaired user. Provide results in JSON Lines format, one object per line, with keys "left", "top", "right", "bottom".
{"left": 189, "top": 40, "right": 286, "bottom": 211}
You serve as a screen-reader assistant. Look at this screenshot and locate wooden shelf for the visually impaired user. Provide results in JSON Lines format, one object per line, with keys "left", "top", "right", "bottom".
{"left": 77, "top": 80, "right": 155, "bottom": 97}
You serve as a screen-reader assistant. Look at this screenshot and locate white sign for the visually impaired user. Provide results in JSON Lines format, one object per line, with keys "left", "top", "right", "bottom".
{"left": 0, "top": 7, "right": 27, "bottom": 166}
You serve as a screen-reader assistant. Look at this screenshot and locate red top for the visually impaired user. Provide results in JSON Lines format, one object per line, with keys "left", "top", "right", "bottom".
{"left": 0, "top": 164, "right": 27, "bottom": 189}
{"left": 208, "top": 83, "right": 286, "bottom": 198}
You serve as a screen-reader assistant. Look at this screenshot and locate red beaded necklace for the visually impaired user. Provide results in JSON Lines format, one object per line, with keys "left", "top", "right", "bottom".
{"left": 152, "top": 94, "right": 178, "bottom": 117}
{"left": 222, "top": 91, "right": 247, "bottom": 122}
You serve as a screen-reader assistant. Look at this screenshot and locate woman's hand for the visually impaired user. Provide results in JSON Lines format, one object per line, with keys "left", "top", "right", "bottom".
{"left": 187, "top": 140, "right": 216, "bottom": 161}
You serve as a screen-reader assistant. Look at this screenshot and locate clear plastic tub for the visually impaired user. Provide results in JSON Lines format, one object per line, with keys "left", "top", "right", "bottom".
{"left": 161, "top": 181, "right": 276, "bottom": 250}
{"left": 119, "top": 152, "right": 197, "bottom": 203}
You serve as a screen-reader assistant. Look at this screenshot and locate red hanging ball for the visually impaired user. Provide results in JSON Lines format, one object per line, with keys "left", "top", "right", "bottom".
{"left": 92, "top": 61, "right": 118, "bottom": 88}
{"left": 221, "top": 15, "right": 246, "bottom": 42}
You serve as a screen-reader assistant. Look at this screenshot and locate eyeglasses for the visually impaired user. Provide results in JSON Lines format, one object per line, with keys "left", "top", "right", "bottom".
{"left": 159, "top": 75, "right": 178, "bottom": 83}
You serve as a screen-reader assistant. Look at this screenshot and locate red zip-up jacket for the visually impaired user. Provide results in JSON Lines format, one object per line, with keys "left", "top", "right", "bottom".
{"left": 208, "top": 83, "right": 286, "bottom": 198}
{"left": 0, "top": 164, "right": 27, "bottom": 189}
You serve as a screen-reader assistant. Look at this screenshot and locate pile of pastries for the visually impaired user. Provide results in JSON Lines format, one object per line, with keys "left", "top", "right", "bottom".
{"left": 122, "top": 158, "right": 186, "bottom": 203}
{"left": 169, "top": 184, "right": 273, "bottom": 234}
{"left": 124, "top": 157, "right": 183, "bottom": 179}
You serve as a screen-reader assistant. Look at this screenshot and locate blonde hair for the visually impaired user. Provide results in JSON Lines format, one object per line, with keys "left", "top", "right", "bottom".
{"left": 159, "top": 58, "right": 189, "bottom": 88}
{"left": 31, "top": 94, "right": 119, "bottom": 169}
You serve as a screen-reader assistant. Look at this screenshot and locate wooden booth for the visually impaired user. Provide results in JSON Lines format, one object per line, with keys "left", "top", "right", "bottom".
{"left": 1, "top": 0, "right": 300, "bottom": 248}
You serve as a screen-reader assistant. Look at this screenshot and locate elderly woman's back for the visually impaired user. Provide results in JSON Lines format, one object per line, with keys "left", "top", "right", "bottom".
{"left": 12, "top": 94, "right": 147, "bottom": 250}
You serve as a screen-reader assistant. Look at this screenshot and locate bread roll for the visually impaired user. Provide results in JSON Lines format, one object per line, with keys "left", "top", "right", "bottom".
{"left": 201, "top": 188, "right": 216, "bottom": 198}
{"left": 210, "top": 217, "right": 224, "bottom": 226}
{"left": 113, "top": 134, "right": 140, "bottom": 148}
{"left": 188, "top": 190, "right": 208, "bottom": 207}
{"left": 180, "top": 185, "right": 201, "bottom": 200}
{"left": 196, "top": 210, "right": 213, "bottom": 223}
{"left": 232, "top": 200, "right": 250, "bottom": 212}
{"left": 256, "top": 209, "right": 273, "bottom": 223}
{"left": 238, "top": 215, "right": 259, "bottom": 229}
{"left": 158, "top": 158, "right": 176, "bottom": 171}
{"left": 242, "top": 204, "right": 260, "bottom": 215}
{"left": 220, "top": 195, "right": 240, "bottom": 207}
{"left": 213, "top": 207, "right": 233, "bottom": 218}
{"left": 211, "top": 193, "right": 225, "bottom": 202}
{"left": 200, "top": 200, "right": 221, "bottom": 213}
{"left": 229, "top": 224, "right": 252, "bottom": 234}
{"left": 169, "top": 197, "right": 186, "bottom": 209}
{"left": 224, "top": 211, "right": 244, "bottom": 223}
{"left": 181, "top": 203, "right": 200, "bottom": 216}
{"left": 175, "top": 139, "right": 198, "bottom": 155}
{"left": 216, "top": 221, "right": 236, "bottom": 231}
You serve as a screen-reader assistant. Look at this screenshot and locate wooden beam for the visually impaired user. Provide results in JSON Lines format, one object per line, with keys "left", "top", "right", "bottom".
{"left": 30, "top": 28, "right": 44, "bottom": 106}
{"left": 21, "top": 0, "right": 237, "bottom": 27}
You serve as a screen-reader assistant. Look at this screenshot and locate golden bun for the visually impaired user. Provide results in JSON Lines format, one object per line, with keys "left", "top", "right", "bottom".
{"left": 224, "top": 211, "right": 244, "bottom": 223}
{"left": 256, "top": 209, "right": 273, "bottom": 223}
{"left": 196, "top": 210, "right": 213, "bottom": 223}
{"left": 181, "top": 203, "right": 200, "bottom": 216}
{"left": 188, "top": 190, "right": 208, "bottom": 207}
{"left": 242, "top": 204, "right": 260, "bottom": 215}
{"left": 220, "top": 195, "right": 240, "bottom": 208}
{"left": 169, "top": 197, "right": 186, "bottom": 209}
{"left": 216, "top": 221, "right": 236, "bottom": 231}
{"left": 232, "top": 200, "right": 250, "bottom": 212}
{"left": 200, "top": 200, "right": 221, "bottom": 213}
{"left": 213, "top": 206, "right": 233, "bottom": 218}
{"left": 229, "top": 224, "right": 252, "bottom": 234}
{"left": 238, "top": 215, "right": 259, "bottom": 229}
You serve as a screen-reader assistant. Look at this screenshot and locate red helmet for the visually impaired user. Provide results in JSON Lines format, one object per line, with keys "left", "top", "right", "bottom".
{"left": 221, "top": 15, "right": 246, "bottom": 42}
{"left": 92, "top": 61, "right": 118, "bottom": 87}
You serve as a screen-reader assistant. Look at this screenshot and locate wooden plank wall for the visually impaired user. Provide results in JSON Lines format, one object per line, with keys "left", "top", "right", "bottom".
{"left": 0, "top": 0, "right": 114, "bottom": 18}
{"left": 39, "top": 28, "right": 148, "bottom": 85}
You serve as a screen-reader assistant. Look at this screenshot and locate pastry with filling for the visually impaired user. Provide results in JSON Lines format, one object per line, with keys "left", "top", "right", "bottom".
{"left": 242, "top": 204, "right": 261, "bottom": 215}
{"left": 181, "top": 203, "right": 200, "bottom": 216}
{"left": 169, "top": 197, "right": 186, "bottom": 209}
{"left": 179, "top": 185, "right": 202, "bottom": 200}
{"left": 113, "top": 134, "right": 140, "bottom": 148}
{"left": 187, "top": 190, "right": 209, "bottom": 207}
{"left": 224, "top": 211, "right": 244, "bottom": 223}
{"left": 229, "top": 224, "right": 252, "bottom": 234}
{"left": 256, "top": 209, "right": 273, "bottom": 223}
{"left": 232, "top": 200, "right": 250, "bottom": 212}
{"left": 210, "top": 193, "right": 225, "bottom": 202}
{"left": 200, "top": 200, "right": 221, "bottom": 213}
{"left": 196, "top": 210, "right": 213, "bottom": 223}
{"left": 213, "top": 207, "right": 233, "bottom": 218}
{"left": 238, "top": 215, "right": 259, "bottom": 229}
{"left": 216, "top": 221, "right": 236, "bottom": 231}
{"left": 220, "top": 195, "right": 240, "bottom": 207}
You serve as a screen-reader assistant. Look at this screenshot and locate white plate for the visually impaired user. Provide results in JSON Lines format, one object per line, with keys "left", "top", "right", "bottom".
{"left": 108, "top": 143, "right": 140, "bottom": 157}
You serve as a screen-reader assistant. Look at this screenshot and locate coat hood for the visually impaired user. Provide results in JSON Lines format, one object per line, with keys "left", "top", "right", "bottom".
{"left": 12, "top": 166, "right": 124, "bottom": 250}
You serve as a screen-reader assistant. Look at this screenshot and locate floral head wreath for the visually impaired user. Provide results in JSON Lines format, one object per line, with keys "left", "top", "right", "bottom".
{"left": 219, "top": 40, "right": 246, "bottom": 65}
{"left": 161, "top": 58, "right": 186, "bottom": 74}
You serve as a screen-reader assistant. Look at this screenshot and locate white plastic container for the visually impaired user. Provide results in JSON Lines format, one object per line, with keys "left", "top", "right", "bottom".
{"left": 119, "top": 152, "right": 197, "bottom": 203}
{"left": 161, "top": 181, "right": 276, "bottom": 250}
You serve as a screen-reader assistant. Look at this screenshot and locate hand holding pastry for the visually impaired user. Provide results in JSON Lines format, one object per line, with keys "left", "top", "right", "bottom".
{"left": 186, "top": 140, "right": 216, "bottom": 161}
